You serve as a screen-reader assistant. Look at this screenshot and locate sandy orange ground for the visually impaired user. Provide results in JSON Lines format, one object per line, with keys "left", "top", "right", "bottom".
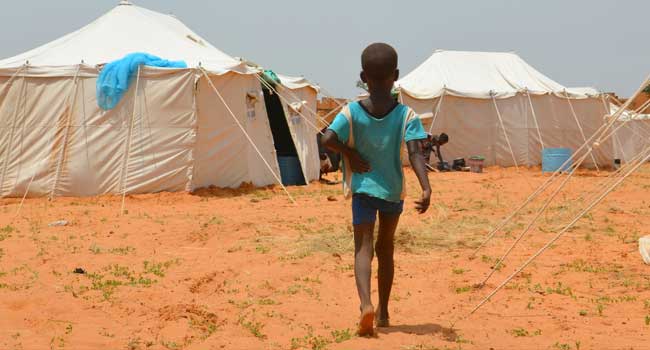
{"left": 1, "top": 166, "right": 650, "bottom": 350}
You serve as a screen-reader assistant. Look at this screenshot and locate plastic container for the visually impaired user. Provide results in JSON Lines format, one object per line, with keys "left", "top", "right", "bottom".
{"left": 468, "top": 156, "right": 485, "bottom": 173}
{"left": 277, "top": 155, "right": 306, "bottom": 186}
{"left": 639, "top": 236, "right": 650, "bottom": 265}
{"left": 452, "top": 158, "right": 466, "bottom": 171}
{"left": 542, "top": 148, "right": 572, "bottom": 173}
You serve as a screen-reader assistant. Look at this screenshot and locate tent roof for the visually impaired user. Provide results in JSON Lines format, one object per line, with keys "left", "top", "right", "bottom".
{"left": 0, "top": 1, "right": 248, "bottom": 74}
{"left": 397, "top": 50, "right": 597, "bottom": 99}
{"left": 566, "top": 87, "right": 602, "bottom": 97}
{"left": 277, "top": 74, "right": 319, "bottom": 92}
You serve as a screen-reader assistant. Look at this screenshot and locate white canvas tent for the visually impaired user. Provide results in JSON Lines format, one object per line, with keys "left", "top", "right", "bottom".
{"left": 609, "top": 103, "right": 650, "bottom": 163}
{"left": 397, "top": 50, "right": 612, "bottom": 168}
{"left": 0, "top": 1, "right": 321, "bottom": 198}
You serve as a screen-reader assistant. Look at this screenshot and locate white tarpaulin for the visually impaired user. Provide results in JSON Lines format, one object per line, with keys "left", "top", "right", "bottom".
{"left": 397, "top": 50, "right": 612, "bottom": 167}
{"left": 0, "top": 1, "right": 320, "bottom": 197}
{"left": 610, "top": 103, "right": 650, "bottom": 163}
{"left": 0, "top": 1, "right": 247, "bottom": 75}
{"left": 275, "top": 75, "right": 321, "bottom": 184}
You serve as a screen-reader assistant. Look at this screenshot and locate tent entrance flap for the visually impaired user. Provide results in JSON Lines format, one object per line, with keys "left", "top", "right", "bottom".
{"left": 262, "top": 86, "right": 306, "bottom": 185}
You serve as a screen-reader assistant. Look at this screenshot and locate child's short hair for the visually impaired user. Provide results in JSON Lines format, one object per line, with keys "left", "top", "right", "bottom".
{"left": 361, "top": 43, "right": 398, "bottom": 80}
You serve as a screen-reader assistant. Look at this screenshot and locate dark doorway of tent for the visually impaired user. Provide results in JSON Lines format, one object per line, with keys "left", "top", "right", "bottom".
{"left": 262, "top": 86, "right": 306, "bottom": 186}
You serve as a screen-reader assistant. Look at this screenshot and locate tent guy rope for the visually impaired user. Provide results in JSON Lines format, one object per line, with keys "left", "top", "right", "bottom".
{"left": 199, "top": 67, "right": 296, "bottom": 204}
{"left": 49, "top": 65, "right": 82, "bottom": 200}
{"left": 525, "top": 90, "right": 544, "bottom": 150}
{"left": 428, "top": 89, "right": 445, "bottom": 134}
{"left": 119, "top": 66, "right": 141, "bottom": 214}
{"left": 257, "top": 74, "right": 332, "bottom": 128}
{"left": 464, "top": 143, "right": 650, "bottom": 321}
{"left": 564, "top": 90, "right": 600, "bottom": 171}
{"left": 471, "top": 74, "right": 650, "bottom": 256}
{"left": 491, "top": 94, "right": 520, "bottom": 172}
{"left": 478, "top": 149, "right": 593, "bottom": 286}
{"left": 255, "top": 73, "right": 325, "bottom": 135}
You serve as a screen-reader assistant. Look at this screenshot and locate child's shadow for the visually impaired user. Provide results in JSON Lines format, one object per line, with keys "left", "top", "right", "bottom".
{"left": 377, "top": 323, "right": 458, "bottom": 342}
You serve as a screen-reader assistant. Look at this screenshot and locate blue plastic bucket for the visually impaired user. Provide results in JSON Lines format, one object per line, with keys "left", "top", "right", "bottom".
{"left": 277, "top": 155, "right": 306, "bottom": 186}
{"left": 542, "top": 148, "right": 572, "bottom": 172}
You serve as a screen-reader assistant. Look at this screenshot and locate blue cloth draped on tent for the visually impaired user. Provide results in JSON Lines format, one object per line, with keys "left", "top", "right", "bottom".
{"left": 97, "top": 52, "right": 187, "bottom": 110}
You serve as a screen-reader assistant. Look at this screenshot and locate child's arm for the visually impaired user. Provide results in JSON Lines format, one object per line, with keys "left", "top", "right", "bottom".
{"left": 321, "top": 130, "right": 370, "bottom": 173}
{"left": 407, "top": 140, "right": 431, "bottom": 213}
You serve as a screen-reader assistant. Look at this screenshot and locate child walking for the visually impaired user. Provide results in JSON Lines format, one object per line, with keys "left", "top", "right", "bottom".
{"left": 322, "top": 43, "right": 431, "bottom": 336}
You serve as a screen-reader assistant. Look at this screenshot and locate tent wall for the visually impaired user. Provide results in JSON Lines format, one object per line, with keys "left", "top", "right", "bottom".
{"left": 0, "top": 75, "right": 64, "bottom": 197}
{"left": 613, "top": 120, "right": 650, "bottom": 163}
{"left": 193, "top": 72, "right": 280, "bottom": 190}
{"left": 0, "top": 68, "right": 299, "bottom": 198}
{"left": 278, "top": 85, "right": 320, "bottom": 183}
{"left": 0, "top": 69, "right": 198, "bottom": 197}
{"left": 402, "top": 93, "right": 613, "bottom": 168}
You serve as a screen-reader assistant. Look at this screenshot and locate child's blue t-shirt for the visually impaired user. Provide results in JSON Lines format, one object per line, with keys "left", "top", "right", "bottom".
{"left": 327, "top": 101, "right": 427, "bottom": 202}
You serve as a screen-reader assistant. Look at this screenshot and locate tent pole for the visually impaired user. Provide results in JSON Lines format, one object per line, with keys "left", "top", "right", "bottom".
{"left": 428, "top": 89, "right": 445, "bottom": 134}
{"left": 491, "top": 94, "right": 519, "bottom": 171}
{"left": 564, "top": 90, "right": 600, "bottom": 172}
{"left": 525, "top": 90, "right": 544, "bottom": 150}
{"left": 48, "top": 65, "right": 82, "bottom": 200}
{"left": 120, "top": 66, "right": 141, "bottom": 215}
{"left": 200, "top": 68, "right": 295, "bottom": 204}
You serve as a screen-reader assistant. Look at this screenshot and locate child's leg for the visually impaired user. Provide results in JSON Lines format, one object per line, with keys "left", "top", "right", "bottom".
{"left": 375, "top": 212, "right": 400, "bottom": 323}
{"left": 352, "top": 195, "right": 379, "bottom": 336}
{"left": 354, "top": 222, "right": 375, "bottom": 310}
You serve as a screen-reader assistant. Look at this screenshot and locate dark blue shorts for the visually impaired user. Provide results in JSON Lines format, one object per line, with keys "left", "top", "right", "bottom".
{"left": 352, "top": 194, "right": 404, "bottom": 225}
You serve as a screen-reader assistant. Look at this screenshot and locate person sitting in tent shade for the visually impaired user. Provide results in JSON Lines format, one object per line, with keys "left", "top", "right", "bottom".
{"left": 321, "top": 43, "right": 431, "bottom": 336}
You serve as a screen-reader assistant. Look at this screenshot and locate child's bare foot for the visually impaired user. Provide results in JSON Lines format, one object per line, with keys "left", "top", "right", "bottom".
{"left": 357, "top": 305, "right": 375, "bottom": 336}
{"left": 375, "top": 306, "right": 390, "bottom": 328}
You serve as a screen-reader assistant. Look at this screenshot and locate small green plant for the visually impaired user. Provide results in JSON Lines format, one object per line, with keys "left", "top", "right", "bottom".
{"left": 554, "top": 342, "right": 572, "bottom": 350}
{"left": 546, "top": 282, "right": 573, "bottom": 297}
{"left": 509, "top": 328, "right": 528, "bottom": 337}
{"left": 645, "top": 315, "right": 650, "bottom": 326}
{"left": 0, "top": 225, "right": 15, "bottom": 241}
{"left": 331, "top": 328, "right": 353, "bottom": 343}
{"left": 241, "top": 320, "right": 266, "bottom": 339}
{"left": 89, "top": 243, "right": 102, "bottom": 254}
{"left": 452, "top": 268, "right": 466, "bottom": 275}
{"left": 202, "top": 216, "right": 224, "bottom": 227}
{"left": 161, "top": 340, "right": 180, "bottom": 349}
{"left": 455, "top": 285, "right": 472, "bottom": 294}
{"left": 255, "top": 245, "right": 270, "bottom": 254}
{"left": 258, "top": 298, "right": 277, "bottom": 305}
{"left": 508, "top": 328, "right": 541, "bottom": 337}
{"left": 143, "top": 260, "right": 178, "bottom": 277}
{"left": 579, "top": 310, "right": 588, "bottom": 316}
